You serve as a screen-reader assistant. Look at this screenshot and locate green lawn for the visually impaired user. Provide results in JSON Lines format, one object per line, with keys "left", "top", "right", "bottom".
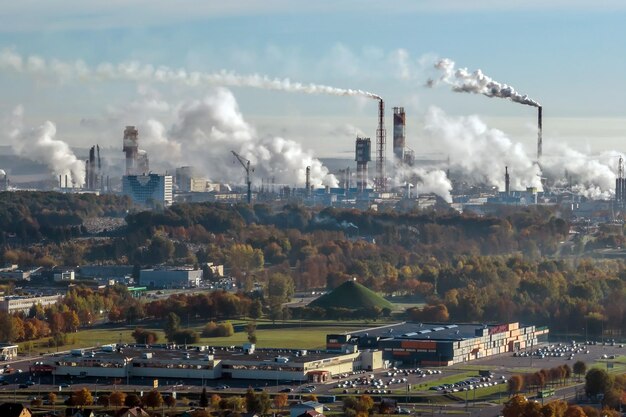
{"left": 20, "top": 323, "right": 368, "bottom": 354}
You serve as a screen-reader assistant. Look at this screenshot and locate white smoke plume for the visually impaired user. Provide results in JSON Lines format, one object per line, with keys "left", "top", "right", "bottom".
{"left": 394, "top": 165, "right": 453, "bottom": 203}
{"left": 424, "top": 106, "right": 623, "bottom": 199}
{"left": 0, "top": 48, "right": 381, "bottom": 100}
{"left": 424, "top": 107, "right": 542, "bottom": 191}
{"left": 6, "top": 106, "right": 85, "bottom": 186}
{"left": 428, "top": 58, "right": 541, "bottom": 108}
{"left": 140, "top": 88, "right": 338, "bottom": 188}
{"left": 541, "top": 147, "right": 622, "bottom": 200}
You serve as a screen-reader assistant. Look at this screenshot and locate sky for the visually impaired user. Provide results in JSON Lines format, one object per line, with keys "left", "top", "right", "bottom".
{"left": 1, "top": 0, "right": 626, "bottom": 166}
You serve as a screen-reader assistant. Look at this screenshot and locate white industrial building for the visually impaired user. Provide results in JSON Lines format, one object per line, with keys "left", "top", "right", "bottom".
{"left": 139, "top": 268, "right": 202, "bottom": 288}
{"left": 122, "top": 173, "right": 173, "bottom": 207}
{"left": 45, "top": 344, "right": 384, "bottom": 382}
{"left": 0, "top": 294, "right": 62, "bottom": 314}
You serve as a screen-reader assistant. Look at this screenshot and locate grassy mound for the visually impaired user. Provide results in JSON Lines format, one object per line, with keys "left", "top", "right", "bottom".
{"left": 309, "top": 280, "right": 393, "bottom": 310}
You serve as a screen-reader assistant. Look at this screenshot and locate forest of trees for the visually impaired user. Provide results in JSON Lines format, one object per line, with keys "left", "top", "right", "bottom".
{"left": 1, "top": 195, "right": 626, "bottom": 337}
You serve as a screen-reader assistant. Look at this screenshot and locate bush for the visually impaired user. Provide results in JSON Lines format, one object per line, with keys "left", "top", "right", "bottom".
{"left": 172, "top": 329, "right": 199, "bottom": 344}
{"left": 202, "top": 321, "right": 234, "bottom": 337}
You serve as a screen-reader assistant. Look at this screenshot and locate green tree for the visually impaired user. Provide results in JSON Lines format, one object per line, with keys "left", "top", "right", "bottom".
{"left": 585, "top": 368, "right": 613, "bottom": 398}
{"left": 250, "top": 299, "right": 263, "bottom": 319}
{"left": 164, "top": 312, "right": 181, "bottom": 341}
{"left": 246, "top": 321, "right": 257, "bottom": 344}
{"left": 267, "top": 273, "right": 294, "bottom": 303}
{"left": 573, "top": 361, "right": 587, "bottom": 382}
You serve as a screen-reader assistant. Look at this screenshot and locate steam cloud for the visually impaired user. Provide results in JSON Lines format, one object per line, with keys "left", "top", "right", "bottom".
{"left": 393, "top": 165, "right": 453, "bottom": 203}
{"left": 428, "top": 58, "right": 540, "bottom": 108}
{"left": 424, "top": 107, "right": 622, "bottom": 199}
{"left": 7, "top": 106, "right": 85, "bottom": 186}
{"left": 0, "top": 48, "right": 380, "bottom": 100}
{"left": 139, "top": 88, "right": 338, "bottom": 188}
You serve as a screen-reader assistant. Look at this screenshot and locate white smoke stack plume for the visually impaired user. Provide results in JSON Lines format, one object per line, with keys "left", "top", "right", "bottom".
{"left": 7, "top": 106, "right": 85, "bottom": 186}
{"left": 140, "top": 88, "right": 338, "bottom": 188}
{"left": 0, "top": 48, "right": 381, "bottom": 101}
{"left": 424, "top": 106, "right": 623, "bottom": 200}
{"left": 428, "top": 58, "right": 540, "bottom": 108}
{"left": 393, "top": 165, "right": 452, "bottom": 203}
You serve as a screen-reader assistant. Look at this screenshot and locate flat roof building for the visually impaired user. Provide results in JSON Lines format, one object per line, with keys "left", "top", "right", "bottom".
{"left": 45, "top": 344, "right": 384, "bottom": 383}
{"left": 327, "top": 321, "right": 548, "bottom": 366}
{"left": 0, "top": 295, "right": 62, "bottom": 315}
{"left": 139, "top": 268, "right": 202, "bottom": 289}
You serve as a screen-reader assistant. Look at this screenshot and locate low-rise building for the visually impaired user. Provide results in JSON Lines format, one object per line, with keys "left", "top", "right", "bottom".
{"left": 0, "top": 295, "right": 62, "bottom": 315}
{"left": 53, "top": 270, "right": 75, "bottom": 282}
{"left": 327, "top": 321, "right": 548, "bottom": 366}
{"left": 291, "top": 402, "right": 324, "bottom": 417}
{"left": 139, "top": 268, "right": 202, "bottom": 288}
{"left": 0, "top": 344, "right": 18, "bottom": 360}
{"left": 45, "top": 344, "right": 383, "bottom": 382}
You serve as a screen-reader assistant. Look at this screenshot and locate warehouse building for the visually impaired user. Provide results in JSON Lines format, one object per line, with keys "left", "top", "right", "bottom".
{"left": 44, "top": 343, "right": 384, "bottom": 382}
{"left": 139, "top": 268, "right": 202, "bottom": 288}
{"left": 326, "top": 321, "right": 548, "bottom": 366}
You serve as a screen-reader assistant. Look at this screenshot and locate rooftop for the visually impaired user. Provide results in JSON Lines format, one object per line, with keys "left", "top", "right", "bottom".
{"left": 51, "top": 344, "right": 349, "bottom": 364}
{"left": 346, "top": 322, "right": 520, "bottom": 341}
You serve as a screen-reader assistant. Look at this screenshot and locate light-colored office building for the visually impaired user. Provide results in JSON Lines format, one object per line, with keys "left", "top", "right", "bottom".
{"left": 0, "top": 295, "right": 62, "bottom": 315}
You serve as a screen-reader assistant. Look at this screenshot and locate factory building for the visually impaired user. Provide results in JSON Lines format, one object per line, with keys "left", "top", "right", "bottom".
{"left": 139, "top": 268, "right": 202, "bottom": 288}
{"left": 327, "top": 321, "right": 548, "bottom": 366}
{"left": 45, "top": 344, "right": 384, "bottom": 382}
{"left": 355, "top": 137, "right": 371, "bottom": 193}
{"left": 122, "top": 174, "right": 173, "bottom": 207}
{"left": 0, "top": 295, "right": 62, "bottom": 315}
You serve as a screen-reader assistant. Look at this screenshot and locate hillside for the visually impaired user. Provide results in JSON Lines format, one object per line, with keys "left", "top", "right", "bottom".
{"left": 309, "top": 280, "right": 393, "bottom": 310}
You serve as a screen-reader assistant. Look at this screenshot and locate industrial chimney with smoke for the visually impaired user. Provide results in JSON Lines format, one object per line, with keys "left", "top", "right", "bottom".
{"left": 616, "top": 157, "right": 626, "bottom": 206}
{"left": 84, "top": 145, "right": 102, "bottom": 190}
{"left": 537, "top": 107, "right": 543, "bottom": 161}
{"left": 355, "top": 136, "right": 371, "bottom": 193}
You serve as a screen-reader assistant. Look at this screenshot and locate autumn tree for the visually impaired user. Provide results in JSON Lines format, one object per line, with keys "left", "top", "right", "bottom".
{"left": 109, "top": 391, "right": 126, "bottom": 409}
{"left": 507, "top": 375, "right": 524, "bottom": 396}
{"left": 273, "top": 393, "right": 288, "bottom": 411}
{"left": 125, "top": 393, "right": 142, "bottom": 407}
{"left": 165, "top": 395, "right": 177, "bottom": 408}
{"left": 72, "top": 387, "right": 94, "bottom": 406}
{"left": 144, "top": 390, "right": 163, "bottom": 409}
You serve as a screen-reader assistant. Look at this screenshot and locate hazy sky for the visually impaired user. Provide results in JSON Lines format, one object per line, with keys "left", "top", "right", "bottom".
{"left": 1, "top": 0, "right": 626, "bottom": 161}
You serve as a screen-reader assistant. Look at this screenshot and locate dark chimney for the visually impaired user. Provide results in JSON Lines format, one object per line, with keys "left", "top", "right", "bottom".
{"left": 505, "top": 166, "right": 510, "bottom": 195}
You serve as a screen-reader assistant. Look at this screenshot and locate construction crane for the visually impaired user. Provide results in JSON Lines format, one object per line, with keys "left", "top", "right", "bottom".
{"left": 231, "top": 150, "right": 253, "bottom": 204}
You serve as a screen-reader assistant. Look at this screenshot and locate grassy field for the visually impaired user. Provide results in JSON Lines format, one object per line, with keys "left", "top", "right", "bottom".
{"left": 19, "top": 321, "right": 370, "bottom": 354}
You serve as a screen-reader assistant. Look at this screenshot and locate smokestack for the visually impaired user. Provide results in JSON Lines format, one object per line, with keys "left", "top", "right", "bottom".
{"left": 617, "top": 157, "right": 625, "bottom": 205}
{"left": 65, "top": 174, "right": 68, "bottom": 188}
{"left": 537, "top": 107, "right": 543, "bottom": 161}
{"left": 393, "top": 107, "right": 406, "bottom": 165}
{"left": 59, "top": 175, "right": 62, "bottom": 189}
{"left": 505, "top": 166, "right": 510, "bottom": 195}
{"left": 305, "top": 166, "right": 311, "bottom": 197}
{"left": 85, "top": 160, "right": 89, "bottom": 189}
{"left": 375, "top": 99, "right": 386, "bottom": 193}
